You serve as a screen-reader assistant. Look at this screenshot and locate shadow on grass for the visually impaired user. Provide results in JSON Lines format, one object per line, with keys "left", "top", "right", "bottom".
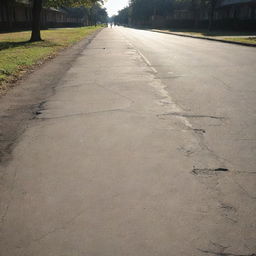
{"left": 0, "top": 41, "right": 29, "bottom": 50}
{"left": 0, "top": 40, "right": 60, "bottom": 51}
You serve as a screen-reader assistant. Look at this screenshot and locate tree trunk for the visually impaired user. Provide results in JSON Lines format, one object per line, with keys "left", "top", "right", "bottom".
{"left": 30, "top": 0, "right": 43, "bottom": 42}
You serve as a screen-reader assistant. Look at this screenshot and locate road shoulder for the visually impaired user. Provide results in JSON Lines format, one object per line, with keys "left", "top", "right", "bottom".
{"left": 0, "top": 28, "right": 102, "bottom": 165}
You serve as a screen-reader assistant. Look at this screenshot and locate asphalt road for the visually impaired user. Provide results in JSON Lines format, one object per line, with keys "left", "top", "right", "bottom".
{"left": 0, "top": 27, "right": 255, "bottom": 256}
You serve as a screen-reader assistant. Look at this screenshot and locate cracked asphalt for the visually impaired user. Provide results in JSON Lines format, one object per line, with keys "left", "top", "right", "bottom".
{"left": 0, "top": 27, "right": 256, "bottom": 255}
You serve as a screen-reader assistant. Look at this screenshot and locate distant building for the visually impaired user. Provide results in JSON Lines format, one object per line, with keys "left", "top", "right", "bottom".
{"left": 216, "top": 0, "right": 256, "bottom": 29}
{"left": 0, "top": 1, "right": 83, "bottom": 32}
{"left": 150, "top": 0, "right": 256, "bottom": 29}
{"left": 218, "top": 0, "right": 256, "bottom": 19}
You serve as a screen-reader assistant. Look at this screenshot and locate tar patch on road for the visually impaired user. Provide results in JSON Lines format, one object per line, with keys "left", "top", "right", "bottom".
{"left": 192, "top": 167, "right": 229, "bottom": 176}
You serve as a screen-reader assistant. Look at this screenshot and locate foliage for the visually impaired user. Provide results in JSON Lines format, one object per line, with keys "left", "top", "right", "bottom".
{"left": 29, "top": 0, "right": 106, "bottom": 41}
{"left": 43, "top": 0, "right": 103, "bottom": 8}
{"left": 114, "top": 0, "right": 216, "bottom": 29}
{"left": 114, "top": 7, "right": 130, "bottom": 25}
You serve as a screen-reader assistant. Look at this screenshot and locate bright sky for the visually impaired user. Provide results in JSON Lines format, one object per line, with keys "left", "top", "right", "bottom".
{"left": 103, "top": 0, "right": 129, "bottom": 17}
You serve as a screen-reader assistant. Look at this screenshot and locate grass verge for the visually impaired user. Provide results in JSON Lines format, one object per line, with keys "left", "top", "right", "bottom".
{"left": 154, "top": 29, "right": 256, "bottom": 45}
{"left": 0, "top": 26, "right": 103, "bottom": 94}
{"left": 222, "top": 37, "right": 256, "bottom": 45}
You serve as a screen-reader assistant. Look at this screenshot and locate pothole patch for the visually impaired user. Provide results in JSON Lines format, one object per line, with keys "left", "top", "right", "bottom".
{"left": 193, "top": 128, "right": 206, "bottom": 134}
{"left": 32, "top": 100, "right": 46, "bottom": 118}
{"left": 220, "top": 202, "right": 236, "bottom": 212}
{"left": 35, "top": 111, "right": 42, "bottom": 115}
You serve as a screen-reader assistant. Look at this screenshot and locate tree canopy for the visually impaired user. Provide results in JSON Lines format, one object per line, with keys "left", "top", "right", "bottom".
{"left": 114, "top": 0, "right": 217, "bottom": 30}
{"left": 44, "top": 0, "right": 103, "bottom": 8}
{"left": 30, "top": 0, "right": 105, "bottom": 41}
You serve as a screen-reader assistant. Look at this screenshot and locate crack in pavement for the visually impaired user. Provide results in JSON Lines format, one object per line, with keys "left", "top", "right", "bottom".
{"left": 33, "top": 82, "right": 135, "bottom": 122}
{"left": 0, "top": 160, "right": 18, "bottom": 228}
{"left": 33, "top": 211, "right": 84, "bottom": 243}
{"left": 198, "top": 248, "right": 256, "bottom": 256}
{"left": 0, "top": 203, "right": 10, "bottom": 227}
{"left": 16, "top": 209, "right": 85, "bottom": 252}
{"left": 94, "top": 82, "right": 135, "bottom": 104}
{"left": 212, "top": 76, "right": 232, "bottom": 91}
{"left": 232, "top": 179, "right": 256, "bottom": 200}
{"left": 159, "top": 112, "right": 226, "bottom": 120}
{"left": 192, "top": 168, "right": 229, "bottom": 176}
{"left": 37, "top": 108, "right": 130, "bottom": 121}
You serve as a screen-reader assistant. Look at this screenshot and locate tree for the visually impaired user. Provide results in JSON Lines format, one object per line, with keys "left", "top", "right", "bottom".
{"left": 127, "top": 0, "right": 174, "bottom": 26}
{"left": 116, "top": 0, "right": 218, "bottom": 30}
{"left": 30, "top": 0, "right": 103, "bottom": 42}
{"left": 114, "top": 7, "right": 129, "bottom": 25}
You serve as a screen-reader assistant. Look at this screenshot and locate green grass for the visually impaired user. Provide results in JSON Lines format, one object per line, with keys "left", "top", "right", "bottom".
{"left": 0, "top": 26, "right": 103, "bottom": 92}
{"left": 222, "top": 37, "right": 256, "bottom": 45}
{"left": 162, "top": 28, "right": 256, "bottom": 37}
{"left": 155, "top": 28, "right": 256, "bottom": 46}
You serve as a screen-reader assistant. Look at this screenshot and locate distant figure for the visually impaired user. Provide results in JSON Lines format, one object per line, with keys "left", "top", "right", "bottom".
{"left": 111, "top": 22, "right": 113, "bottom": 28}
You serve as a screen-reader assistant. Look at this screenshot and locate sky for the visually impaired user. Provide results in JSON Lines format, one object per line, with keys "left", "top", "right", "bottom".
{"left": 103, "top": 0, "right": 129, "bottom": 17}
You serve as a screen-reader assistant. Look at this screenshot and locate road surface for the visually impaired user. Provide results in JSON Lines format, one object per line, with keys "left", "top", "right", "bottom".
{"left": 0, "top": 27, "right": 256, "bottom": 256}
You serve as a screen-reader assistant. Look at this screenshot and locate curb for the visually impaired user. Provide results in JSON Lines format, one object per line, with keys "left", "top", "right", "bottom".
{"left": 151, "top": 29, "right": 256, "bottom": 48}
